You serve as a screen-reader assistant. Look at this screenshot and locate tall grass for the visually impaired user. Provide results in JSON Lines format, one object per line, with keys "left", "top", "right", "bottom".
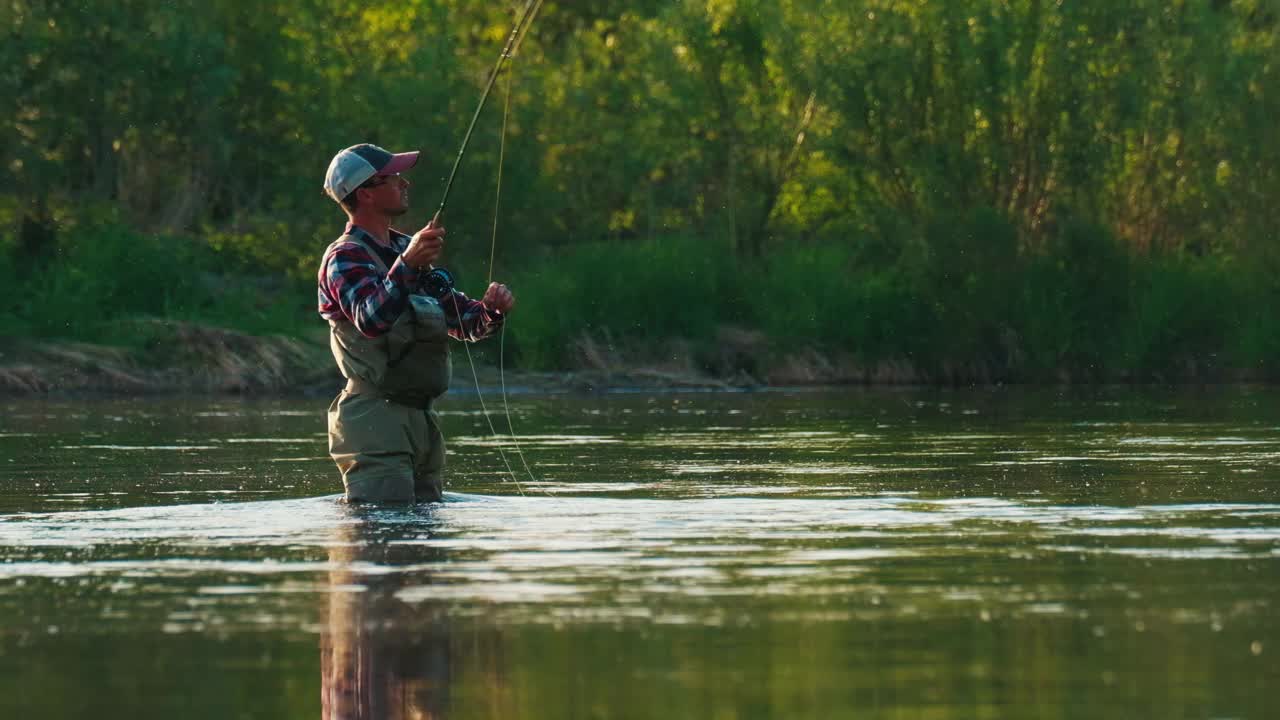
{"left": 506, "top": 212, "right": 1278, "bottom": 381}
{"left": 509, "top": 236, "right": 743, "bottom": 368}
{"left": 0, "top": 223, "right": 311, "bottom": 344}
{"left": 4, "top": 217, "right": 1275, "bottom": 383}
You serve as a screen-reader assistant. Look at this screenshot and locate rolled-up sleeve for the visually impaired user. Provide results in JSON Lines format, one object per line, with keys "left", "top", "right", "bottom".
{"left": 439, "top": 289, "right": 505, "bottom": 342}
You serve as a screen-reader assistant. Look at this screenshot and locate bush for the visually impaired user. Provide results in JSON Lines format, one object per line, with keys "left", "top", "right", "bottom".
{"left": 1017, "top": 215, "right": 1130, "bottom": 377}
{"left": 2, "top": 223, "right": 311, "bottom": 344}
{"left": 509, "top": 235, "right": 742, "bottom": 368}
{"left": 748, "top": 243, "right": 924, "bottom": 362}
{"left": 1120, "top": 256, "right": 1237, "bottom": 377}
{"left": 913, "top": 207, "right": 1021, "bottom": 374}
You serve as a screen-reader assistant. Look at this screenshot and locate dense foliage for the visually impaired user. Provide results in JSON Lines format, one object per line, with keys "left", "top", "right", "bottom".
{"left": 2, "top": 0, "right": 1277, "bottom": 380}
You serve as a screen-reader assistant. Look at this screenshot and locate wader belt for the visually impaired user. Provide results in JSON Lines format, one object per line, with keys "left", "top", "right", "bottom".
{"left": 343, "top": 376, "right": 433, "bottom": 410}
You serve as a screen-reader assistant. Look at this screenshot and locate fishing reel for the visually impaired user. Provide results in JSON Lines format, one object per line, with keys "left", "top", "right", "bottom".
{"left": 421, "top": 266, "right": 456, "bottom": 300}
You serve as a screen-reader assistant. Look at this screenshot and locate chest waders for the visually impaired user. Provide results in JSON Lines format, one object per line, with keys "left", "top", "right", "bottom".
{"left": 324, "top": 234, "right": 453, "bottom": 407}
{"left": 323, "top": 234, "right": 450, "bottom": 503}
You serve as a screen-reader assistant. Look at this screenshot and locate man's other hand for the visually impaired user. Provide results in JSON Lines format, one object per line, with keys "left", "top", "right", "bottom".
{"left": 482, "top": 282, "right": 515, "bottom": 313}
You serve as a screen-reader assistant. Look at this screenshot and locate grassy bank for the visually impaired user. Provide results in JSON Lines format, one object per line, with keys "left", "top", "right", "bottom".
{"left": 0, "top": 220, "right": 314, "bottom": 345}
{"left": 509, "top": 212, "right": 1280, "bottom": 384}
{"left": 3, "top": 214, "right": 1277, "bottom": 390}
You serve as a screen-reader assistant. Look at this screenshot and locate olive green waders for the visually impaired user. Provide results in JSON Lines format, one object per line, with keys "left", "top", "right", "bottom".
{"left": 322, "top": 234, "right": 453, "bottom": 503}
{"left": 327, "top": 379, "right": 446, "bottom": 503}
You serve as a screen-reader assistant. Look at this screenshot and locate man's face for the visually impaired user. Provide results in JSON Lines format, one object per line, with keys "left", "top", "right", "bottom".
{"left": 361, "top": 173, "right": 410, "bottom": 216}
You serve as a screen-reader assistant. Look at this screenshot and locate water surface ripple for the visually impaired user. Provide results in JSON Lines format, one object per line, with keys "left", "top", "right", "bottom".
{"left": 0, "top": 388, "right": 1276, "bottom": 719}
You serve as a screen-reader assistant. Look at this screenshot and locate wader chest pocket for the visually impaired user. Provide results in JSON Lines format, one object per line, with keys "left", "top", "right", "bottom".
{"left": 381, "top": 294, "right": 453, "bottom": 406}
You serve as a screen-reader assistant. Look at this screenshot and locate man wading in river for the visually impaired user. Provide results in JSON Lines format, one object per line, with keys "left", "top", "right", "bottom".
{"left": 318, "top": 143, "right": 515, "bottom": 503}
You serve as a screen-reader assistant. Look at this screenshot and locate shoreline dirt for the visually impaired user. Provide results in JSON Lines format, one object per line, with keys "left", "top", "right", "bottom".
{"left": 1, "top": 321, "right": 1271, "bottom": 397}
{"left": 0, "top": 323, "right": 756, "bottom": 397}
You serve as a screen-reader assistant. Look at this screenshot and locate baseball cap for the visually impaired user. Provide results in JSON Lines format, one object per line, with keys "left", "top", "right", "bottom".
{"left": 323, "top": 143, "right": 420, "bottom": 202}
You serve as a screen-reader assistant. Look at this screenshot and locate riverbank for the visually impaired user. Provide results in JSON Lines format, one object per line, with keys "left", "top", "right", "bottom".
{"left": 6, "top": 222, "right": 1280, "bottom": 393}
{"left": 0, "top": 322, "right": 750, "bottom": 397}
{"left": 1, "top": 319, "right": 1273, "bottom": 398}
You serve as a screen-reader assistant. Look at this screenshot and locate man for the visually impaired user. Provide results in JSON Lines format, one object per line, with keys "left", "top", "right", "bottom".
{"left": 318, "top": 143, "right": 515, "bottom": 503}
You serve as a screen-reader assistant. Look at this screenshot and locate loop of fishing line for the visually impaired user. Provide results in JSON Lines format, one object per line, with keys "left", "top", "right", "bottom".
{"left": 441, "top": 0, "right": 545, "bottom": 496}
{"left": 490, "top": 56, "right": 543, "bottom": 493}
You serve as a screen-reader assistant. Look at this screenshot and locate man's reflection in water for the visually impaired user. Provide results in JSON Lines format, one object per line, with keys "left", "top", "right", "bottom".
{"left": 321, "top": 506, "right": 505, "bottom": 719}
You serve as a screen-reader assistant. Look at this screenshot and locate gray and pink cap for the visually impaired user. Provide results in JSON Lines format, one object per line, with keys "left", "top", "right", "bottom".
{"left": 323, "top": 143, "right": 420, "bottom": 202}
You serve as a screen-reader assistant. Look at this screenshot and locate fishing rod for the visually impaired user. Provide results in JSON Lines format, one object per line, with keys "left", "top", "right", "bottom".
{"left": 418, "top": 0, "right": 538, "bottom": 307}
{"left": 431, "top": 0, "right": 543, "bottom": 226}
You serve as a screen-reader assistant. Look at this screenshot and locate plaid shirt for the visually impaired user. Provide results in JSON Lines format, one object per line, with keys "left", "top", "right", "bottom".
{"left": 318, "top": 223, "right": 503, "bottom": 340}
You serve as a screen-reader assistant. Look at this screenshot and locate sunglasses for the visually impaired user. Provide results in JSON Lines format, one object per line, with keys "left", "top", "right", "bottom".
{"left": 361, "top": 173, "right": 401, "bottom": 189}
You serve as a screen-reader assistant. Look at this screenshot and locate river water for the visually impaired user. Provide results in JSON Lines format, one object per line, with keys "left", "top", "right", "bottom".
{"left": 0, "top": 387, "right": 1276, "bottom": 718}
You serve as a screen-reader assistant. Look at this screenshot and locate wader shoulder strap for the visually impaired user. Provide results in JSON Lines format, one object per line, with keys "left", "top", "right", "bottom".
{"left": 323, "top": 233, "right": 392, "bottom": 278}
